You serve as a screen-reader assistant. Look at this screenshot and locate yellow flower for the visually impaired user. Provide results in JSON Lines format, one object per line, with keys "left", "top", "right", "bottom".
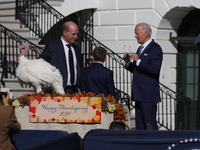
{"left": 107, "top": 102, "right": 116, "bottom": 112}
{"left": 12, "top": 100, "right": 20, "bottom": 108}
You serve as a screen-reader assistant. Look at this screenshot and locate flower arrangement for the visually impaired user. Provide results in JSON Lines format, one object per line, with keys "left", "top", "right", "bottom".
{"left": 11, "top": 92, "right": 127, "bottom": 123}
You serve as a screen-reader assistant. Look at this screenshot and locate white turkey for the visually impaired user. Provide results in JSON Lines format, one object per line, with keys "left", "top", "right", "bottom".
{"left": 16, "top": 43, "right": 65, "bottom": 94}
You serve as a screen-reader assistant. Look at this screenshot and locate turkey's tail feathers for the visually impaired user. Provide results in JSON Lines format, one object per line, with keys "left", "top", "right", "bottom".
{"left": 38, "top": 59, "right": 57, "bottom": 71}
{"left": 34, "top": 59, "right": 64, "bottom": 86}
{"left": 43, "top": 61, "right": 64, "bottom": 94}
{"left": 53, "top": 69, "right": 63, "bottom": 86}
{"left": 53, "top": 84, "right": 65, "bottom": 94}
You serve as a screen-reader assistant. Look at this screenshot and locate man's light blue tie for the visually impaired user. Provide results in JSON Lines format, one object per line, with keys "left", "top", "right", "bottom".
{"left": 138, "top": 45, "right": 143, "bottom": 56}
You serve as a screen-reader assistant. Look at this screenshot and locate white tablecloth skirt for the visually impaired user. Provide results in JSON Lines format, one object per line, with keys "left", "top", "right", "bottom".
{"left": 15, "top": 106, "right": 114, "bottom": 138}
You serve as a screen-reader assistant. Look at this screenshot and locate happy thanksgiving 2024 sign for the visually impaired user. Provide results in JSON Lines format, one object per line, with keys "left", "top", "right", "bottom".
{"left": 29, "top": 97, "right": 101, "bottom": 123}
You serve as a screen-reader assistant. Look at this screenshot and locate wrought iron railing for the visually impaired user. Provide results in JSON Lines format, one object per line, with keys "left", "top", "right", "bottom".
{"left": 0, "top": 24, "right": 43, "bottom": 87}
{"left": 13, "top": 0, "right": 192, "bottom": 130}
{"left": 158, "top": 83, "right": 191, "bottom": 130}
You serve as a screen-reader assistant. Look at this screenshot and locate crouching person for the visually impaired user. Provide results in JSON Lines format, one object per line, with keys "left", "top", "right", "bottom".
{"left": 0, "top": 91, "right": 21, "bottom": 150}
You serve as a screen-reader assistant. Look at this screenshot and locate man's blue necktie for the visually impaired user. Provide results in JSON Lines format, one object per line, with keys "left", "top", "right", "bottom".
{"left": 67, "top": 44, "right": 75, "bottom": 85}
{"left": 138, "top": 45, "right": 144, "bottom": 56}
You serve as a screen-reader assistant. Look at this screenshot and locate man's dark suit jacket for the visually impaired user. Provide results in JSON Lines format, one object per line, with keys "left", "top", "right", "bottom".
{"left": 38, "top": 38, "right": 82, "bottom": 93}
{"left": 126, "top": 39, "right": 163, "bottom": 102}
{"left": 81, "top": 63, "right": 116, "bottom": 97}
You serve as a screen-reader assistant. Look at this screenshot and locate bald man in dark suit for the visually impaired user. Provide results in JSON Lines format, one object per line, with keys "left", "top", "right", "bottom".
{"left": 39, "top": 21, "right": 82, "bottom": 94}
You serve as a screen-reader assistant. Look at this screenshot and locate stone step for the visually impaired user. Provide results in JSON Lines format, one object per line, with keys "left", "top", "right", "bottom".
{"left": 0, "top": 55, "right": 38, "bottom": 61}
{"left": 0, "top": 4, "right": 15, "bottom": 9}
{"left": 45, "top": 0, "right": 64, "bottom": 6}
{"left": 3, "top": 28, "right": 30, "bottom": 37}
{"left": 0, "top": 8, "right": 15, "bottom": 15}
{"left": 0, "top": 0, "right": 15, "bottom": 2}
{"left": 0, "top": 1, "right": 15, "bottom": 21}
{"left": 0, "top": 30, "right": 27, "bottom": 37}
{"left": 0, "top": 13, "right": 15, "bottom": 18}
{"left": 1, "top": 78, "right": 35, "bottom": 98}
{"left": 0, "top": 15, "right": 15, "bottom": 21}
{"left": 0, "top": 34, "right": 40, "bottom": 45}
{"left": 0, "top": 1, "right": 15, "bottom": 8}
{"left": 11, "top": 88, "right": 35, "bottom": 98}
{"left": 0, "top": 49, "right": 41, "bottom": 59}
{"left": 2, "top": 78, "right": 32, "bottom": 89}
{"left": 0, "top": 20, "right": 21, "bottom": 28}
{"left": 0, "top": 3, "right": 14, "bottom": 9}
{"left": 0, "top": 35, "right": 42, "bottom": 46}
{"left": 0, "top": 2, "right": 15, "bottom": 9}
